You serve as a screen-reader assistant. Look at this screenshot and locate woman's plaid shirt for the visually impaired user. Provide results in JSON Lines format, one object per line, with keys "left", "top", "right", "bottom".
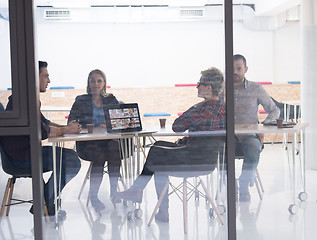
{"left": 172, "top": 99, "right": 225, "bottom": 133}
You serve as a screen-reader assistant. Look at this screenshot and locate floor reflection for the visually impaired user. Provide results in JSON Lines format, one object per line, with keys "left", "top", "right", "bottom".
{"left": 1, "top": 144, "right": 317, "bottom": 239}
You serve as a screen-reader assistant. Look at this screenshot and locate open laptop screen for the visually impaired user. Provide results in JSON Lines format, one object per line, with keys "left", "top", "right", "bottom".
{"left": 103, "top": 103, "right": 142, "bottom": 133}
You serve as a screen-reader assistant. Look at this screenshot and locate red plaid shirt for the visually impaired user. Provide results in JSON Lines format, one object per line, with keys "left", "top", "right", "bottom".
{"left": 172, "top": 100, "right": 225, "bottom": 133}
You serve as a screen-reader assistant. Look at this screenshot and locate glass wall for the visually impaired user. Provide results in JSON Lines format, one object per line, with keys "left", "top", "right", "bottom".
{"left": 4, "top": 1, "right": 316, "bottom": 240}
{"left": 0, "top": 1, "right": 39, "bottom": 239}
{"left": 232, "top": 3, "right": 309, "bottom": 240}
{"left": 0, "top": 0, "right": 11, "bottom": 110}
{"left": 34, "top": 2, "right": 230, "bottom": 239}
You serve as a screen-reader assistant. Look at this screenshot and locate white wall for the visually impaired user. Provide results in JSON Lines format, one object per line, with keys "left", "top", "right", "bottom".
{"left": 233, "top": 23, "right": 274, "bottom": 82}
{"left": 35, "top": 15, "right": 277, "bottom": 88}
{"left": 0, "top": 6, "right": 300, "bottom": 89}
{"left": 273, "top": 22, "right": 300, "bottom": 83}
{"left": 37, "top": 21, "right": 226, "bottom": 88}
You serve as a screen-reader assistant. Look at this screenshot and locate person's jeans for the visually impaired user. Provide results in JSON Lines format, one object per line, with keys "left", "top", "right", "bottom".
{"left": 12, "top": 146, "right": 81, "bottom": 209}
{"left": 42, "top": 146, "right": 81, "bottom": 208}
{"left": 236, "top": 136, "right": 262, "bottom": 191}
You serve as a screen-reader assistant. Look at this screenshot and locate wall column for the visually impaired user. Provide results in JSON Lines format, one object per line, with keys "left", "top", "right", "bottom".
{"left": 301, "top": 0, "right": 317, "bottom": 169}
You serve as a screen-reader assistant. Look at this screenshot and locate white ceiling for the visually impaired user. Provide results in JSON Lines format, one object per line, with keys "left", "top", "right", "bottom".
{"left": 0, "top": 0, "right": 300, "bottom": 17}
{"left": 35, "top": 0, "right": 256, "bottom": 7}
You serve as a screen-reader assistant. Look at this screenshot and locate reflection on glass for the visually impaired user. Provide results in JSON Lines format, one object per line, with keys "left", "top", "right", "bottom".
{"left": 1, "top": 3, "right": 231, "bottom": 239}
{"left": 0, "top": 0, "right": 11, "bottom": 110}
{"left": 233, "top": 2, "right": 304, "bottom": 237}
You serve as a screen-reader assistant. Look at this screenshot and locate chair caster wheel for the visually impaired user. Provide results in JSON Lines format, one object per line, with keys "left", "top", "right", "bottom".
{"left": 127, "top": 208, "right": 142, "bottom": 221}
{"left": 217, "top": 205, "right": 226, "bottom": 215}
{"left": 298, "top": 192, "right": 308, "bottom": 201}
{"left": 134, "top": 209, "right": 143, "bottom": 219}
{"left": 209, "top": 208, "right": 216, "bottom": 218}
{"left": 195, "top": 191, "right": 199, "bottom": 201}
{"left": 127, "top": 211, "right": 134, "bottom": 221}
{"left": 288, "top": 204, "right": 298, "bottom": 214}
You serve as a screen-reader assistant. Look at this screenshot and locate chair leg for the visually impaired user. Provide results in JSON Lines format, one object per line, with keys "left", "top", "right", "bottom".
{"left": 254, "top": 168, "right": 264, "bottom": 200}
{"left": 43, "top": 199, "right": 50, "bottom": 223}
{"left": 0, "top": 178, "right": 12, "bottom": 221}
{"left": 254, "top": 177, "right": 262, "bottom": 200}
{"left": 117, "top": 172, "right": 127, "bottom": 192}
{"left": 78, "top": 162, "right": 93, "bottom": 200}
{"left": 183, "top": 178, "right": 188, "bottom": 234}
{"left": 148, "top": 179, "right": 169, "bottom": 226}
{"left": 256, "top": 168, "right": 264, "bottom": 192}
{"left": 140, "top": 144, "right": 147, "bottom": 159}
{"left": 86, "top": 195, "right": 90, "bottom": 207}
{"left": 6, "top": 178, "right": 15, "bottom": 216}
{"left": 199, "top": 178, "right": 224, "bottom": 225}
{"left": 271, "top": 133, "right": 278, "bottom": 145}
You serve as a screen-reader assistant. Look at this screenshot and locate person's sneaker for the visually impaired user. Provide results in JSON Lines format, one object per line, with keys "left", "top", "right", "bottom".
{"left": 29, "top": 205, "right": 67, "bottom": 217}
{"left": 90, "top": 198, "right": 106, "bottom": 213}
{"left": 239, "top": 190, "right": 251, "bottom": 202}
{"left": 110, "top": 195, "right": 121, "bottom": 209}
{"left": 116, "top": 186, "right": 143, "bottom": 203}
{"left": 155, "top": 208, "right": 169, "bottom": 223}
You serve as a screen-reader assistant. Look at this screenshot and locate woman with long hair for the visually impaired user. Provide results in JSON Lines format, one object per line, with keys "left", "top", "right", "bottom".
{"left": 68, "top": 69, "right": 121, "bottom": 212}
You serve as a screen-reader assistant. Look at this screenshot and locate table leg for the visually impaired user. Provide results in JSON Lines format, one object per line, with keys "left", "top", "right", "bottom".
{"left": 125, "top": 139, "right": 131, "bottom": 184}
{"left": 131, "top": 137, "right": 135, "bottom": 180}
{"left": 120, "top": 139, "right": 128, "bottom": 182}
{"left": 137, "top": 137, "right": 141, "bottom": 175}
{"left": 297, "top": 129, "right": 308, "bottom": 202}
{"left": 58, "top": 142, "right": 64, "bottom": 210}
{"left": 302, "top": 130, "right": 306, "bottom": 193}
{"left": 292, "top": 133, "right": 296, "bottom": 204}
{"left": 282, "top": 103, "right": 288, "bottom": 149}
{"left": 136, "top": 135, "right": 140, "bottom": 176}
{"left": 283, "top": 133, "right": 288, "bottom": 150}
{"left": 52, "top": 142, "right": 58, "bottom": 227}
{"left": 288, "top": 132, "right": 299, "bottom": 214}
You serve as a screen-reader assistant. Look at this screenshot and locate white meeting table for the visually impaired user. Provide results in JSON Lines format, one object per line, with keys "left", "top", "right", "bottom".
{"left": 48, "top": 123, "right": 308, "bottom": 225}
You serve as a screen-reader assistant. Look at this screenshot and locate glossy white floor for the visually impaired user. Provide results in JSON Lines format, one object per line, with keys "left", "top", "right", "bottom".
{"left": 1, "top": 143, "right": 317, "bottom": 240}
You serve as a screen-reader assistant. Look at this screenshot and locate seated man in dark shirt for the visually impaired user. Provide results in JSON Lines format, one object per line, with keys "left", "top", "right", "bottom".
{"left": 0, "top": 61, "right": 82, "bottom": 216}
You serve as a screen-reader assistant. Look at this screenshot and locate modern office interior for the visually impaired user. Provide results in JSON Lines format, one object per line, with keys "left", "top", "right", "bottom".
{"left": 1, "top": 0, "right": 317, "bottom": 239}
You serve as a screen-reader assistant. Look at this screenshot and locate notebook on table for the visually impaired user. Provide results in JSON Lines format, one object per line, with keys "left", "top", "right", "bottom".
{"left": 103, "top": 103, "right": 156, "bottom": 134}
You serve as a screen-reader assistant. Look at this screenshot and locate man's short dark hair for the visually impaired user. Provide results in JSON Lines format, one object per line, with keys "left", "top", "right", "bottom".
{"left": 233, "top": 54, "right": 247, "bottom": 67}
{"left": 39, "top": 61, "right": 48, "bottom": 72}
